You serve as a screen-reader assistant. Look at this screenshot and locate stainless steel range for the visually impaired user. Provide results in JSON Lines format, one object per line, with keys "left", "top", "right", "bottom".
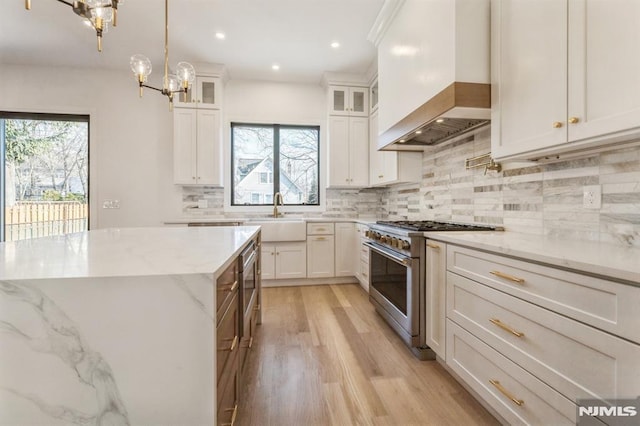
{"left": 364, "top": 220, "right": 500, "bottom": 360}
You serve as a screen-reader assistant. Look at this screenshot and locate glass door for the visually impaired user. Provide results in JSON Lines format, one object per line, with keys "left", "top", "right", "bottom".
{"left": 0, "top": 112, "right": 89, "bottom": 242}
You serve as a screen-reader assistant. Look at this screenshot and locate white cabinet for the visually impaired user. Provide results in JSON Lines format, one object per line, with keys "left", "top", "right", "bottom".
{"left": 368, "top": 111, "right": 422, "bottom": 187}
{"left": 425, "top": 240, "right": 447, "bottom": 360}
{"left": 261, "top": 242, "right": 306, "bottom": 280}
{"left": 174, "top": 76, "right": 222, "bottom": 109}
{"left": 328, "top": 116, "right": 369, "bottom": 188}
{"left": 328, "top": 86, "right": 369, "bottom": 117}
{"left": 307, "top": 236, "right": 335, "bottom": 279}
{"left": 444, "top": 242, "right": 640, "bottom": 424}
{"left": 173, "top": 109, "right": 222, "bottom": 185}
{"left": 334, "top": 223, "right": 356, "bottom": 277}
{"left": 492, "top": 0, "right": 640, "bottom": 161}
{"left": 369, "top": 78, "right": 379, "bottom": 114}
{"left": 307, "top": 223, "right": 335, "bottom": 279}
{"left": 355, "top": 224, "right": 370, "bottom": 292}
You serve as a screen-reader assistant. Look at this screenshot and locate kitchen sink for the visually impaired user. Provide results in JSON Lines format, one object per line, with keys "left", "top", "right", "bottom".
{"left": 247, "top": 219, "right": 306, "bottom": 242}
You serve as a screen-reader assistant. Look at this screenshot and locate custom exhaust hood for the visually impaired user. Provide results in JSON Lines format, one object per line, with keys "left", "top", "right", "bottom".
{"left": 370, "top": 0, "right": 491, "bottom": 152}
{"left": 378, "top": 82, "right": 491, "bottom": 151}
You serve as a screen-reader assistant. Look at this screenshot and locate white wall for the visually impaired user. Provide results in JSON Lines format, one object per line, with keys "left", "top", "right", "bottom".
{"left": 0, "top": 64, "right": 180, "bottom": 229}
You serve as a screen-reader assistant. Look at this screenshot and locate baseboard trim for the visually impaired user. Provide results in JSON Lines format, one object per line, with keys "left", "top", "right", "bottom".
{"left": 263, "top": 276, "right": 358, "bottom": 287}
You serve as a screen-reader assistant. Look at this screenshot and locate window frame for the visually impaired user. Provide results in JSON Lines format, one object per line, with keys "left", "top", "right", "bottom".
{"left": 230, "top": 122, "right": 321, "bottom": 207}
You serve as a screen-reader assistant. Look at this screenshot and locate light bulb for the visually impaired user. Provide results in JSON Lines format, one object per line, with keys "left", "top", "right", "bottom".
{"left": 175, "top": 62, "right": 196, "bottom": 86}
{"left": 130, "top": 54, "right": 152, "bottom": 80}
{"left": 167, "top": 74, "right": 180, "bottom": 92}
{"left": 86, "top": 0, "right": 113, "bottom": 23}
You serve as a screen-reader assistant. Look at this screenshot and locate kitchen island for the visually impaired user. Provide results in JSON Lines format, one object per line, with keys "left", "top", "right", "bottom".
{"left": 0, "top": 226, "right": 260, "bottom": 426}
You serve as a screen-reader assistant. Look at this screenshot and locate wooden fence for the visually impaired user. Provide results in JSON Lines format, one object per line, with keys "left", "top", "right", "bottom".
{"left": 4, "top": 201, "right": 88, "bottom": 241}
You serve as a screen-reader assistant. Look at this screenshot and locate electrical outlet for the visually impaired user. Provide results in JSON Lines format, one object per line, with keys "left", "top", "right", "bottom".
{"left": 102, "top": 200, "right": 121, "bottom": 209}
{"left": 583, "top": 185, "right": 601, "bottom": 209}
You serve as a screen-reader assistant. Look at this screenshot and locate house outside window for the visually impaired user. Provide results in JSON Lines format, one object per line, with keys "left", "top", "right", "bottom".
{"left": 231, "top": 123, "right": 319, "bottom": 206}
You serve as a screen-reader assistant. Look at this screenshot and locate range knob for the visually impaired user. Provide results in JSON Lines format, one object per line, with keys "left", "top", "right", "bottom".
{"left": 391, "top": 237, "right": 398, "bottom": 248}
{"left": 401, "top": 240, "right": 411, "bottom": 250}
{"left": 380, "top": 235, "right": 388, "bottom": 243}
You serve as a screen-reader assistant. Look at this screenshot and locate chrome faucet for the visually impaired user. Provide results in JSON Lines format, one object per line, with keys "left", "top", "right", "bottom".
{"left": 273, "top": 192, "right": 284, "bottom": 218}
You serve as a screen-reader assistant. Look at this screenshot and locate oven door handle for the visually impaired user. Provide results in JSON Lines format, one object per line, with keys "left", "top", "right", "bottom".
{"left": 364, "top": 241, "right": 411, "bottom": 266}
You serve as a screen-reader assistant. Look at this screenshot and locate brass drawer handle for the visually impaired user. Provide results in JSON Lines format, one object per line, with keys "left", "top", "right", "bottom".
{"left": 220, "top": 335, "right": 238, "bottom": 352}
{"left": 426, "top": 242, "right": 440, "bottom": 249}
{"left": 221, "top": 403, "right": 238, "bottom": 426}
{"left": 362, "top": 272, "right": 368, "bottom": 278}
{"left": 316, "top": 227, "right": 326, "bottom": 231}
{"left": 489, "top": 380, "right": 524, "bottom": 406}
{"left": 248, "top": 336, "right": 254, "bottom": 349}
{"left": 490, "top": 270, "right": 525, "bottom": 284}
{"left": 490, "top": 318, "right": 524, "bottom": 338}
{"left": 316, "top": 237, "right": 326, "bottom": 241}
{"left": 568, "top": 116, "right": 580, "bottom": 124}
{"left": 254, "top": 304, "right": 261, "bottom": 311}
{"left": 552, "top": 121, "right": 563, "bottom": 128}
{"left": 220, "top": 280, "right": 239, "bottom": 292}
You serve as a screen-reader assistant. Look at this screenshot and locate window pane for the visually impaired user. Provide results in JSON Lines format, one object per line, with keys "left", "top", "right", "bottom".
{"left": 232, "top": 125, "right": 274, "bottom": 205}
{"left": 2, "top": 117, "right": 89, "bottom": 242}
{"left": 279, "top": 127, "right": 319, "bottom": 205}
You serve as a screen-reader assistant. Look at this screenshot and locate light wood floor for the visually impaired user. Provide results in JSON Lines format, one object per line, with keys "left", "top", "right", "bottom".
{"left": 237, "top": 284, "right": 500, "bottom": 426}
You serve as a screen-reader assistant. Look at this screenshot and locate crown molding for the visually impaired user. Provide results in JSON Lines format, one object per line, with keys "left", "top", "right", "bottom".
{"left": 367, "top": 0, "right": 406, "bottom": 47}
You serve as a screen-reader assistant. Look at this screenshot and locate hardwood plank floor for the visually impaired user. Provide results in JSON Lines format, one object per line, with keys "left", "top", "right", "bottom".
{"left": 237, "top": 284, "right": 499, "bottom": 426}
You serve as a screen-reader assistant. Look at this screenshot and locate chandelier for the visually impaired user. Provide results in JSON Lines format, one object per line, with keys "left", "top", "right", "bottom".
{"left": 24, "top": 0, "right": 122, "bottom": 52}
{"left": 129, "top": 0, "right": 195, "bottom": 110}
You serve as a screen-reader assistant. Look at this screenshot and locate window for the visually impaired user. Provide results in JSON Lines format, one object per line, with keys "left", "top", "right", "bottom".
{"left": 231, "top": 123, "right": 320, "bottom": 206}
{"left": 0, "top": 112, "right": 90, "bottom": 242}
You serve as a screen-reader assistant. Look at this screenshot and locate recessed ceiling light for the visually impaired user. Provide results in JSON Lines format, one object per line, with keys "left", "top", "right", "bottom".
{"left": 415, "top": 130, "right": 422, "bottom": 135}
{"left": 272, "top": 64, "right": 280, "bottom": 71}
{"left": 399, "top": 139, "right": 406, "bottom": 143}
{"left": 436, "top": 118, "right": 445, "bottom": 123}
{"left": 331, "top": 41, "right": 340, "bottom": 48}
{"left": 215, "top": 32, "right": 226, "bottom": 40}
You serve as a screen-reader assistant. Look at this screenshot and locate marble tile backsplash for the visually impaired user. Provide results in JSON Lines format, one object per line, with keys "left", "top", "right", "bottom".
{"left": 381, "top": 128, "right": 640, "bottom": 247}
{"left": 180, "top": 127, "right": 639, "bottom": 246}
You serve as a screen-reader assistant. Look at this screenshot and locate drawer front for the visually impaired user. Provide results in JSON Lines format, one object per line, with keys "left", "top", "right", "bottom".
{"left": 447, "top": 320, "right": 576, "bottom": 425}
{"left": 360, "top": 242, "right": 369, "bottom": 261}
{"left": 447, "top": 272, "right": 640, "bottom": 402}
{"left": 217, "top": 354, "right": 238, "bottom": 426}
{"left": 216, "top": 260, "right": 239, "bottom": 325}
{"left": 307, "top": 222, "right": 334, "bottom": 235}
{"left": 240, "top": 307, "right": 258, "bottom": 375}
{"left": 217, "top": 292, "right": 239, "bottom": 388}
{"left": 447, "top": 245, "right": 640, "bottom": 343}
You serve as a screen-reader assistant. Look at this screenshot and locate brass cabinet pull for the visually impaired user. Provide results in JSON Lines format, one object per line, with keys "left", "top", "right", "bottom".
{"left": 316, "top": 227, "right": 326, "bottom": 231}
{"left": 489, "top": 380, "right": 524, "bottom": 406}
{"left": 378, "top": 175, "right": 384, "bottom": 178}
{"left": 490, "top": 318, "right": 524, "bottom": 338}
{"left": 220, "top": 280, "right": 239, "bottom": 292}
{"left": 254, "top": 304, "right": 261, "bottom": 312}
{"left": 315, "top": 237, "right": 326, "bottom": 241}
{"left": 426, "top": 242, "right": 440, "bottom": 249}
{"left": 553, "top": 121, "right": 563, "bottom": 128}
{"left": 490, "top": 270, "right": 525, "bottom": 284}
{"left": 568, "top": 116, "right": 580, "bottom": 124}
{"left": 248, "top": 336, "right": 254, "bottom": 349}
{"left": 362, "top": 272, "right": 368, "bottom": 278}
{"left": 221, "top": 403, "right": 238, "bottom": 426}
{"left": 220, "top": 335, "right": 238, "bottom": 352}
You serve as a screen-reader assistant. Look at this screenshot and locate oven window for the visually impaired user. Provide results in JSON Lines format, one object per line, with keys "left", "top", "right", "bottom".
{"left": 370, "top": 250, "right": 408, "bottom": 315}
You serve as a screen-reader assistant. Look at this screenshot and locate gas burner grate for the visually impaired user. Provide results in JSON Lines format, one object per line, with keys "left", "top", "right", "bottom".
{"left": 375, "top": 220, "right": 498, "bottom": 232}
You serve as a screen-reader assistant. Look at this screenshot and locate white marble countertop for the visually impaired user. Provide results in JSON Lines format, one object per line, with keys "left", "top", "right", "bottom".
{"left": 164, "top": 217, "right": 377, "bottom": 225}
{"left": 425, "top": 231, "right": 640, "bottom": 284}
{"left": 0, "top": 226, "right": 260, "bottom": 280}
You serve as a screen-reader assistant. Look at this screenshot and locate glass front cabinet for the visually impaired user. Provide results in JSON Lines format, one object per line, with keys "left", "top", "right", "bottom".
{"left": 328, "top": 85, "right": 369, "bottom": 117}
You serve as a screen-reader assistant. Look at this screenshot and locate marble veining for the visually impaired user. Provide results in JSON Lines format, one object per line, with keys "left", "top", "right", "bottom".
{"left": 1, "top": 280, "right": 129, "bottom": 425}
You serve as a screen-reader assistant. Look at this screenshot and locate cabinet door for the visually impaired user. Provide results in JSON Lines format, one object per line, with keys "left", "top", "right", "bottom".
{"left": 275, "top": 243, "right": 307, "bottom": 279}
{"left": 329, "top": 86, "right": 349, "bottom": 115}
{"left": 173, "top": 109, "right": 197, "bottom": 184}
{"left": 261, "top": 244, "right": 276, "bottom": 280}
{"left": 425, "top": 240, "right": 447, "bottom": 359}
{"left": 349, "top": 87, "right": 369, "bottom": 117}
{"left": 491, "top": 0, "right": 568, "bottom": 159}
{"left": 328, "top": 116, "right": 351, "bottom": 187}
{"left": 307, "top": 236, "right": 335, "bottom": 278}
{"left": 334, "top": 223, "right": 356, "bottom": 277}
{"left": 348, "top": 117, "right": 369, "bottom": 187}
{"left": 195, "top": 76, "right": 222, "bottom": 109}
{"left": 567, "top": 0, "right": 640, "bottom": 142}
{"left": 195, "top": 109, "right": 222, "bottom": 185}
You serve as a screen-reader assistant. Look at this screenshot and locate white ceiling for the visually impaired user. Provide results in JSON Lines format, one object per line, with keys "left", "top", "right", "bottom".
{"left": 0, "top": 0, "right": 384, "bottom": 83}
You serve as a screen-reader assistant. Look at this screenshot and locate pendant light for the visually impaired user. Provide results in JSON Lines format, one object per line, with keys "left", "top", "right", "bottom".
{"left": 24, "top": 0, "right": 122, "bottom": 52}
{"left": 129, "top": 0, "right": 195, "bottom": 110}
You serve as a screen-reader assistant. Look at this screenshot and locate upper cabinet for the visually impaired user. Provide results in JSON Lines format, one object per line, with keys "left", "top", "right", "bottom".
{"left": 174, "top": 76, "right": 222, "bottom": 109}
{"left": 369, "top": 78, "right": 379, "bottom": 114}
{"left": 328, "top": 86, "right": 369, "bottom": 117}
{"left": 492, "top": 0, "right": 640, "bottom": 161}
